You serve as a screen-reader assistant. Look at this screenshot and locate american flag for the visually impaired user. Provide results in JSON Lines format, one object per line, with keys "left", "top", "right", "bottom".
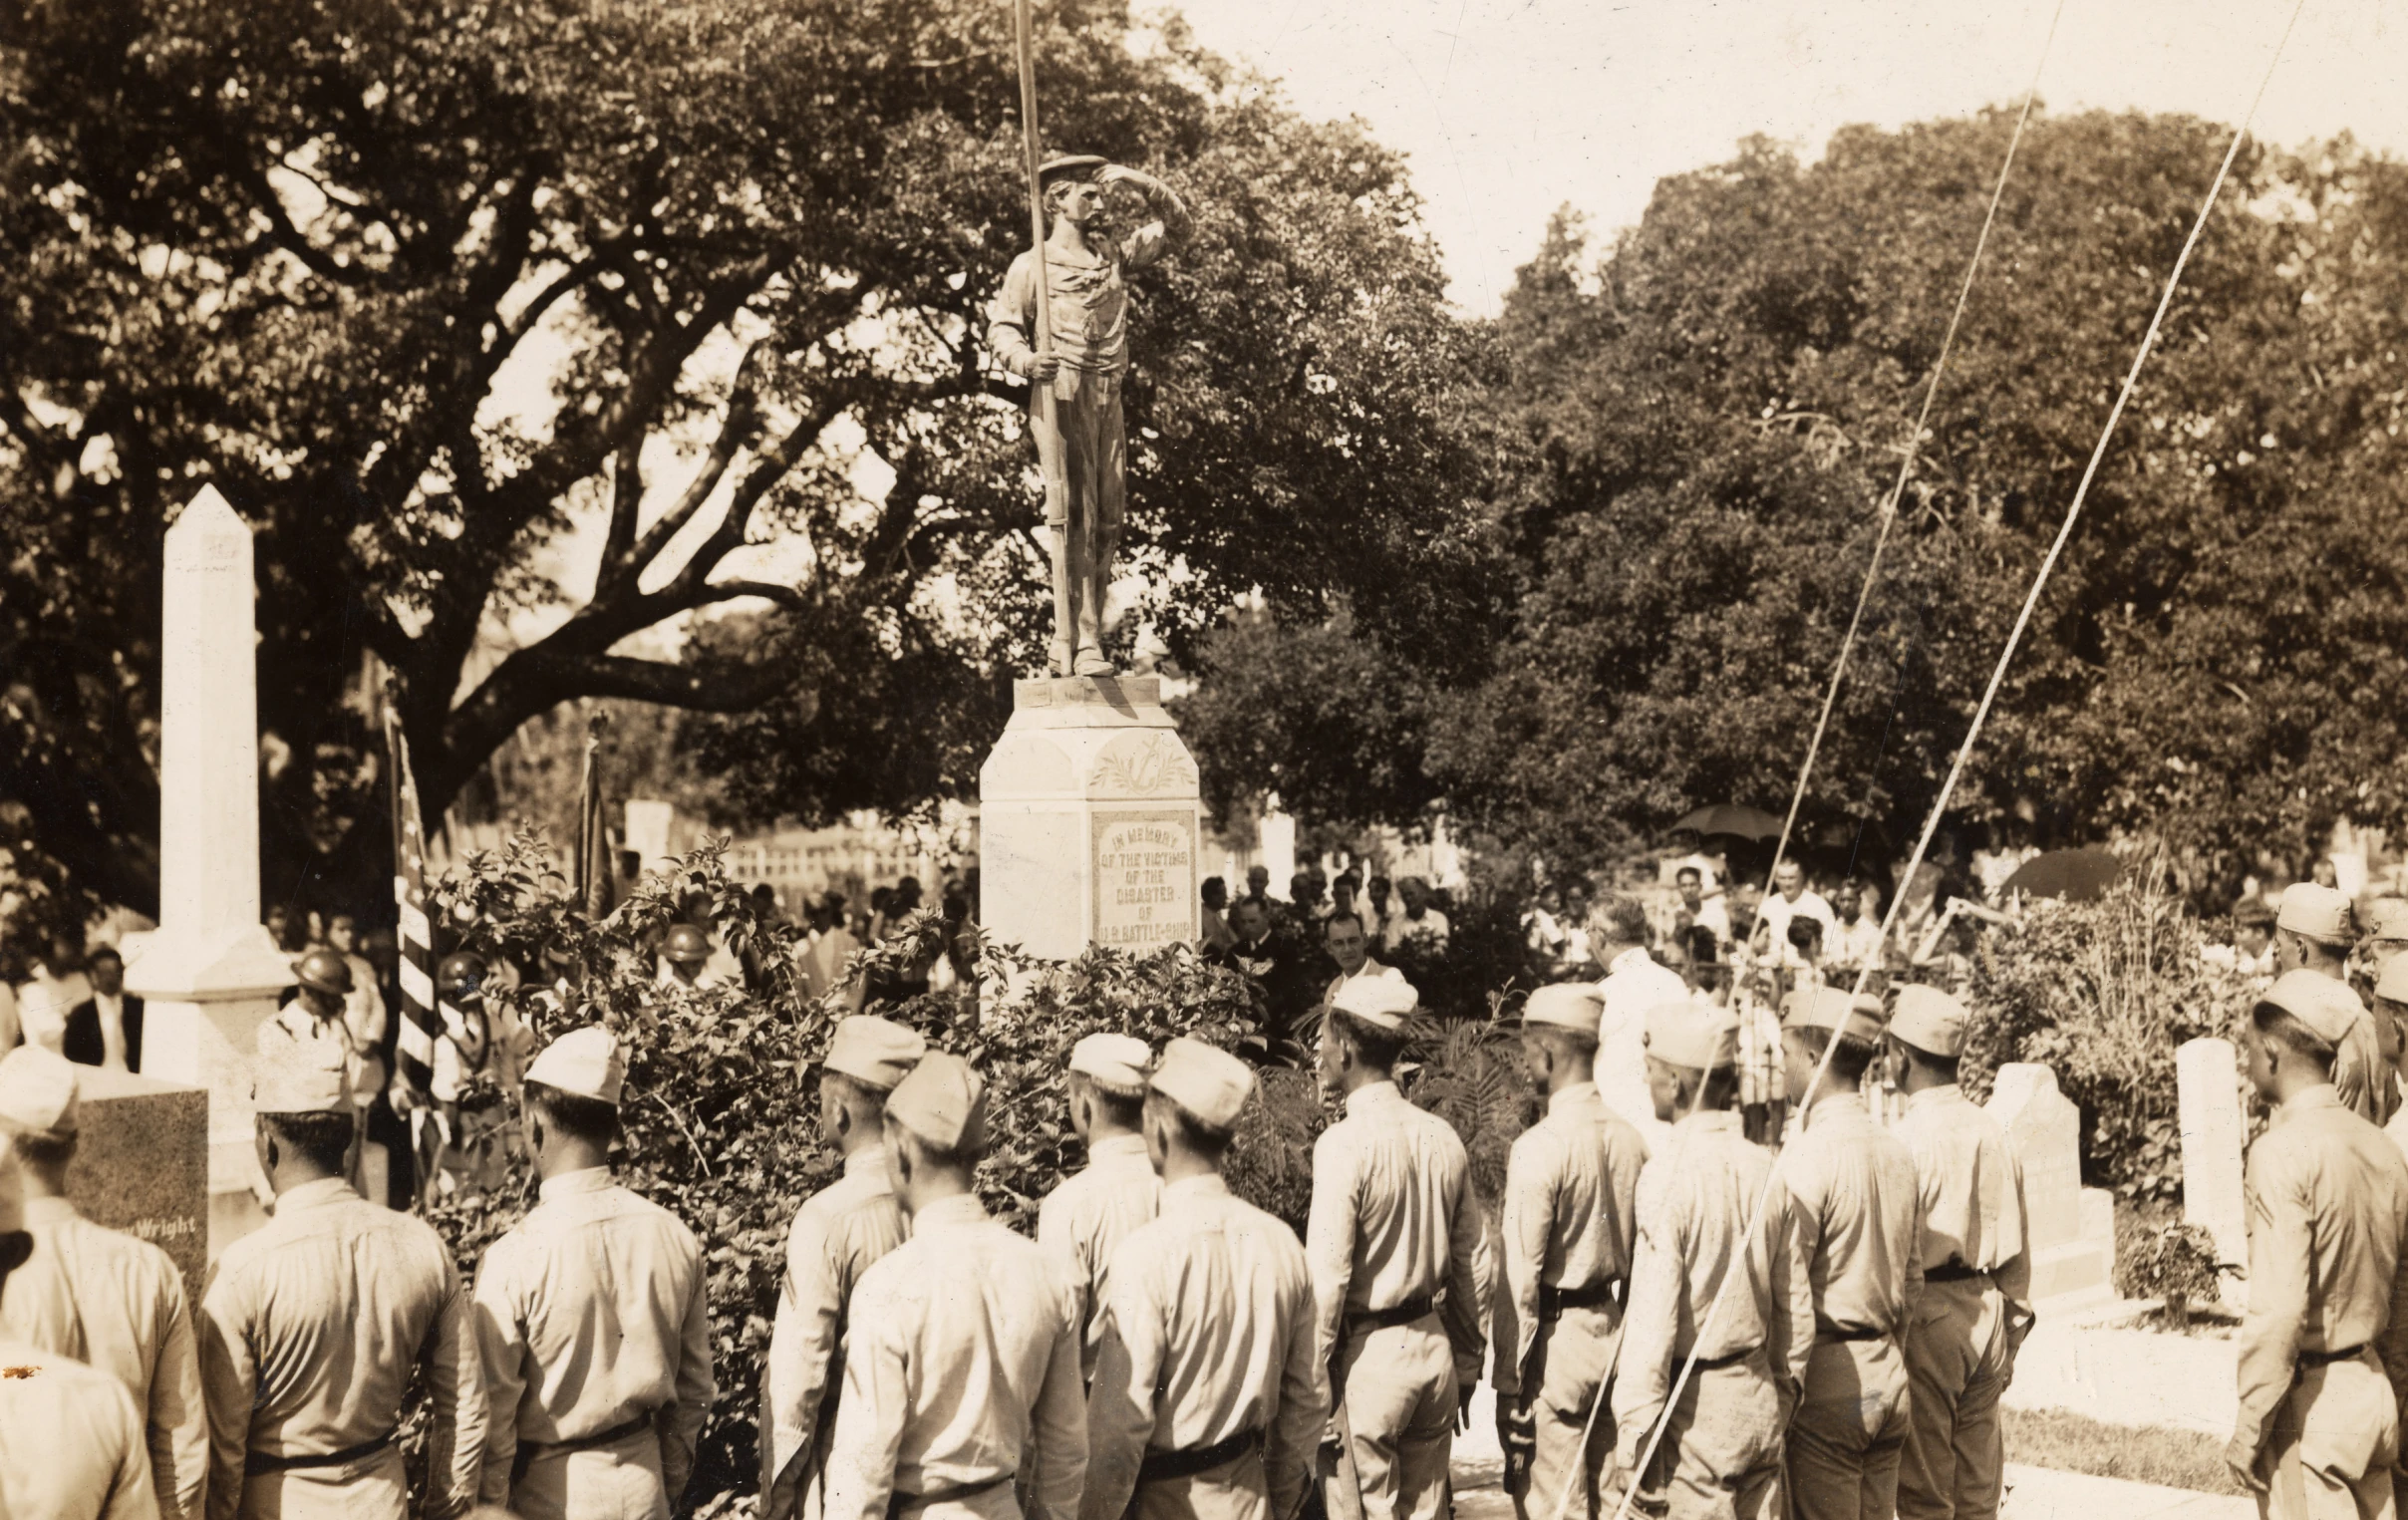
{"left": 386, "top": 708, "right": 440, "bottom": 1100}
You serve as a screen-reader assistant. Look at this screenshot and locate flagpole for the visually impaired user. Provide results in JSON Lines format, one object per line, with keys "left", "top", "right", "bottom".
{"left": 1014, "top": 0, "right": 1056, "bottom": 430}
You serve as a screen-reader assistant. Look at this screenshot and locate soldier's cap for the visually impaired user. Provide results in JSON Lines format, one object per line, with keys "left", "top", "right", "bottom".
{"left": 1523, "top": 983, "right": 1604, "bottom": 1034}
{"left": 251, "top": 1037, "right": 351, "bottom": 1116}
{"left": 523, "top": 1025, "right": 627, "bottom": 1106}
{"left": 2365, "top": 898, "right": 2408, "bottom": 945}
{"left": 2376, "top": 954, "right": 2408, "bottom": 1009}
{"left": 885, "top": 1050, "right": 987, "bottom": 1153}
{"left": 1039, "top": 153, "right": 1109, "bottom": 186}
{"left": 1149, "top": 1037, "right": 1254, "bottom": 1134}
{"left": 2256, "top": 969, "right": 2364, "bottom": 1048}
{"left": 1779, "top": 985, "right": 1886, "bottom": 1045}
{"left": 2276, "top": 882, "right": 2355, "bottom": 945}
{"left": 823, "top": 1016, "right": 926, "bottom": 1091}
{"left": 1644, "top": 996, "right": 1739, "bottom": 1072}
{"left": 0, "top": 1046, "right": 80, "bottom": 1140}
{"left": 1068, "top": 1032, "right": 1152, "bottom": 1096}
{"left": 663, "top": 923, "right": 712, "bottom": 964}
{"left": 1889, "top": 985, "right": 1971, "bottom": 1059}
{"left": 1330, "top": 975, "right": 1419, "bottom": 1032}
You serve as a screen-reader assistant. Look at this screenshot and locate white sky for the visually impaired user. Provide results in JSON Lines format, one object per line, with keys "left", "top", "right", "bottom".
{"left": 1172, "top": 0, "right": 2408, "bottom": 313}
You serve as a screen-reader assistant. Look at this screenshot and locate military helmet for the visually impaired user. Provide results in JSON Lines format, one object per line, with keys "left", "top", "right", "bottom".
{"left": 437, "top": 952, "right": 486, "bottom": 996}
{"left": 663, "top": 923, "right": 712, "bottom": 965}
{"left": 294, "top": 948, "right": 354, "bottom": 998}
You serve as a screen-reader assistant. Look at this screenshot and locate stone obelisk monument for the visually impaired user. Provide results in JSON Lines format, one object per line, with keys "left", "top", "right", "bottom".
{"left": 126, "top": 485, "right": 296, "bottom": 1253}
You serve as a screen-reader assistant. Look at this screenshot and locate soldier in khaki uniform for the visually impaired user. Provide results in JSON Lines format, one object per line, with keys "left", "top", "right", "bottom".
{"left": 200, "top": 1039, "right": 485, "bottom": 1520}
{"left": 1774, "top": 988, "right": 1922, "bottom": 1520}
{"left": 1083, "top": 1038, "right": 1325, "bottom": 1520}
{"left": 822, "top": 1052, "right": 1088, "bottom": 1520}
{"left": 0, "top": 1048, "right": 207, "bottom": 1520}
{"left": 1884, "top": 988, "right": 2032, "bottom": 1520}
{"left": 473, "top": 1028, "right": 715, "bottom": 1520}
{"left": 762, "top": 1016, "right": 927, "bottom": 1520}
{"left": 1308, "top": 976, "right": 1492, "bottom": 1520}
{"left": 1613, "top": 997, "right": 1809, "bottom": 1520}
{"left": 2276, "top": 885, "right": 2396, "bottom": 1126}
{"left": 0, "top": 1135, "right": 160, "bottom": 1520}
{"left": 2226, "top": 971, "right": 2408, "bottom": 1518}
{"left": 2378, "top": 960, "right": 2408, "bottom": 1168}
{"left": 1041, "top": 1032, "right": 1163, "bottom": 1382}
{"left": 1493, "top": 984, "right": 1649, "bottom": 1520}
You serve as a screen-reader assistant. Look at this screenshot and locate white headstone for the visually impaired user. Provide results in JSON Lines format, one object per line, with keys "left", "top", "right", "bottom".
{"left": 2176, "top": 1037, "right": 2249, "bottom": 1307}
{"left": 124, "top": 487, "right": 298, "bottom": 1255}
{"left": 1985, "top": 1063, "right": 2115, "bottom": 1307}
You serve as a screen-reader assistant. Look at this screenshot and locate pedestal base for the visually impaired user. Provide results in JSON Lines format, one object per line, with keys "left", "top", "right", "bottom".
{"left": 134, "top": 995, "right": 280, "bottom": 1257}
{"left": 980, "top": 677, "right": 1203, "bottom": 961}
{"left": 66, "top": 1068, "right": 209, "bottom": 1300}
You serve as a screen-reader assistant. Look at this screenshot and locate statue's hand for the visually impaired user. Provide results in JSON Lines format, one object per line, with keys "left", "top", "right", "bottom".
{"left": 1026, "top": 353, "right": 1062, "bottom": 384}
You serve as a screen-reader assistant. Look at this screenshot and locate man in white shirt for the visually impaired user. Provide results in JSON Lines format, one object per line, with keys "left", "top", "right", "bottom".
{"left": 1388, "top": 878, "right": 1449, "bottom": 954}
{"left": 1827, "top": 882, "right": 1887, "bottom": 977}
{"left": 1591, "top": 894, "right": 1686, "bottom": 1149}
{"left": 1673, "top": 867, "right": 1731, "bottom": 951}
{"left": 1754, "top": 861, "right": 1837, "bottom": 971}
{"left": 1324, "top": 914, "right": 1404, "bottom": 1005}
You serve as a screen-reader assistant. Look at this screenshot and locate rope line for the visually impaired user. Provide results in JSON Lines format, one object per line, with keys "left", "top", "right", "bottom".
{"left": 1754, "top": 0, "right": 2066, "bottom": 910}
{"left": 1609, "top": 2, "right": 2308, "bottom": 1510}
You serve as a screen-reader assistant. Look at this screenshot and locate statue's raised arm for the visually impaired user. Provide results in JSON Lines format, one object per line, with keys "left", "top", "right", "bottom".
{"left": 985, "top": 155, "right": 1186, "bottom": 678}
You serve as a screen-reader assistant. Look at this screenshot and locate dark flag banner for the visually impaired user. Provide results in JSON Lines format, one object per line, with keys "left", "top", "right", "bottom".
{"left": 385, "top": 707, "right": 440, "bottom": 1101}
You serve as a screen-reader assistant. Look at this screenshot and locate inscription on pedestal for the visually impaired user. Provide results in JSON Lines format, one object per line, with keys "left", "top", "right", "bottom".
{"left": 1091, "top": 809, "right": 1199, "bottom": 952}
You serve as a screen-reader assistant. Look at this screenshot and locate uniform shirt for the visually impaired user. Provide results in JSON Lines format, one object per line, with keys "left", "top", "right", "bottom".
{"left": 2234, "top": 1084, "right": 2408, "bottom": 1455}
{"left": 1, "top": 1196, "right": 207, "bottom": 1520}
{"left": 1039, "top": 1132, "right": 1163, "bottom": 1381}
{"left": 199, "top": 1177, "right": 484, "bottom": 1520}
{"left": 2386, "top": 1104, "right": 2408, "bottom": 1169}
{"left": 254, "top": 1003, "right": 378, "bottom": 1111}
{"left": 2329, "top": 987, "right": 2399, "bottom": 1127}
{"left": 820, "top": 1193, "right": 1087, "bottom": 1520}
{"left": 1082, "top": 1174, "right": 1326, "bottom": 1520}
{"left": 765, "top": 1146, "right": 909, "bottom": 1477}
{"left": 1774, "top": 1091, "right": 1923, "bottom": 1339}
{"left": 987, "top": 223, "right": 1173, "bottom": 381}
{"left": 0, "top": 1336, "right": 158, "bottom": 1520}
{"left": 1894, "top": 1084, "right": 2032, "bottom": 1309}
{"left": 1613, "top": 1109, "right": 1810, "bottom": 1468}
{"left": 1494, "top": 1082, "right": 1649, "bottom": 1396}
{"left": 1306, "top": 1079, "right": 1492, "bottom": 1387}
{"left": 472, "top": 1167, "right": 716, "bottom": 1507}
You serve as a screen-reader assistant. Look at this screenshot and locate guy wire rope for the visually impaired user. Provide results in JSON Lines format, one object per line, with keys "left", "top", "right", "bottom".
{"left": 1607, "top": 1, "right": 2312, "bottom": 1513}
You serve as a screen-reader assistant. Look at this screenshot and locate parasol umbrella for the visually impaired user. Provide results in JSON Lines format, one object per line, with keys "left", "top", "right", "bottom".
{"left": 2001, "top": 847, "right": 2125, "bottom": 902}
{"left": 1671, "top": 804, "right": 1785, "bottom": 842}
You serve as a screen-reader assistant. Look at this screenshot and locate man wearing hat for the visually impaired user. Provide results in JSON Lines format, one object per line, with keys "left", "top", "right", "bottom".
{"left": 1493, "top": 984, "right": 1651, "bottom": 1520}
{"left": 986, "top": 152, "right": 1189, "bottom": 677}
{"left": 1773, "top": 988, "right": 1921, "bottom": 1520}
{"left": 200, "top": 1038, "right": 485, "bottom": 1520}
{"left": 0, "top": 1048, "right": 206, "bottom": 1520}
{"left": 1082, "top": 1037, "right": 1324, "bottom": 1520}
{"left": 762, "top": 1016, "right": 927, "bottom": 1520}
{"left": 1042, "top": 1031, "right": 1164, "bottom": 1383}
{"left": 257, "top": 948, "right": 382, "bottom": 1201}
{"left": 2224, "top": 971, "right": 2408, "bottom": 1516}
{"left": 1307, "top": 975, "right": 1490, "bottom": 1520}
{"left": 1613, "top": 997, "right": 1808, "bottom": 1520}
{"left": 2274, "top": 883, "right": 2395, "bottom": 1126}
{"left": 1884, "top": 987, "right": 2032, "bottom": 1520}
{"left": 472, "top": 1027, "right": 714, "bottom": 1520}
{"left": 0, "top": 1128, "right": 160, "bottom": 1520}
{"left": 657, "top": 923, "right": 723, "bottom": 991}
{"left": 822, "top": 1052, "right": 1088, "bottom": 1520}
{"left": 2378, "top": 959, "right": 2408, "bottom": 1167}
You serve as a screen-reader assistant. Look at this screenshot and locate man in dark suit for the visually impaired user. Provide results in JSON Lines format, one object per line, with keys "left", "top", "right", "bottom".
{"left": 62, "top": 945, "right": 142, "bottom": 1071}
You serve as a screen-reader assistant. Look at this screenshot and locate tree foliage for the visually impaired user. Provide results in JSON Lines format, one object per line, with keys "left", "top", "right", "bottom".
{"left": 0, "top": 0, "right": 1493, "bottom": 942}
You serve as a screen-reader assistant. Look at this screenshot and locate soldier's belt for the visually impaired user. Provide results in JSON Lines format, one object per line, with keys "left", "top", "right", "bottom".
{"left": 1814, "top": 1325, "right": 1891, "bottom": 1345}
{"left": 1345, "top": 1295, "right": 1435, "bottom": 1334}
{"left": 2299, "top": 1343, "right": 2370, "bottom": 1368}
{"left": 888, "top": 1473, "right": 1013, "bottom": 1515}
{"left": 511, "top": 1408, "right": 656, "bottom": 1485}
{"left": 1138, "top": 1427, "right": 1264, "bottom": 1485}
{"left": 1923, "top": 1262, "right": 1989, "bottom": 1284}
{"left": 245, "top": 1428, "right": 397, "bottom": 1475}
{"left": 1538, "top": 1279, "right": 1624, "bottom": 1320}
{"left": 1687, "top": 1344, "right": 1761, "bottom": 1372}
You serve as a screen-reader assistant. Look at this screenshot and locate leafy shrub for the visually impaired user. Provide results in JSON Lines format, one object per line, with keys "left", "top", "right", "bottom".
{"left": 1962, "top": 868, "right": 2256, "bottom": 1200}
{"left": 2118, "top": 1221, "right": 2227, "bottom": 1318}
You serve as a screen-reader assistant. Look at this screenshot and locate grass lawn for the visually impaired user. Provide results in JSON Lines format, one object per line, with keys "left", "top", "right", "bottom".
{"left": 2004, "top": 1406, "right": 2245, "bottom": 1495}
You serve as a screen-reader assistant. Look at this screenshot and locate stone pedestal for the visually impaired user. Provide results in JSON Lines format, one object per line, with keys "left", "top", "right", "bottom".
{"left": 122, "top": 486, "right": 294, "bottom": 1257}
{"left": 64, "top": 1067, "right": 209, "bottom": 1299}
{"left": 2176, "top": 1037, "right": 2249, "bottom": 1310}
{"left": 1986, "top": 1063, "right": 2117, "bottom": 1309}
{"left": 979, "top": 678, "right": 1202, "bottom": 961}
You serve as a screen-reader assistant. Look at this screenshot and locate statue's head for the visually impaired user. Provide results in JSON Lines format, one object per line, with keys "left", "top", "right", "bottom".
{"left": 1039, "top": 153, "right": 1109, "bottom": 229}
